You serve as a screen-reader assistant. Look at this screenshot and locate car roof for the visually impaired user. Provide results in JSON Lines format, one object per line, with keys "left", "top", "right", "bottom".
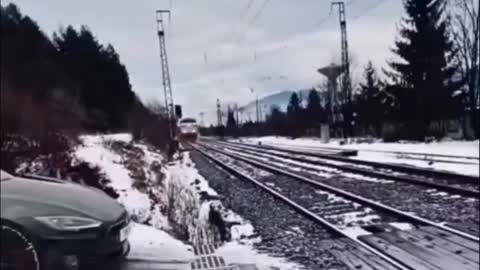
{"left": 0, "top": 170, "right": 14, "bottom": 181}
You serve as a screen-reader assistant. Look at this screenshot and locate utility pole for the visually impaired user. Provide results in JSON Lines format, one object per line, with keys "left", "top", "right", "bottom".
{"left": 156, "top": 10, "right": 176, "bottom": 150}
{"left": 216, "top": 98, "right": 222, "bottom": 127}
{"left": 331, "top": 1, "right": 353, "bottom": 138}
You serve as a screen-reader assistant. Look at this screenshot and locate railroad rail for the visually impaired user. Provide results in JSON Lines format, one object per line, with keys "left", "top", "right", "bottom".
{"left": 192, "top": 143, "right": 480, "bottom": 270}
{"left": 221, "top": 140, "right": 480, "bottom": 184}
{"left": 253, "top": 141, "right": 480, "bottom": 163}
{"left": 195, "top": 142, "right": 478, "bottom": 241}
{"left": 192, "top": 144, "right": 408, "bottom": 270}
{"left": 207, "top": 140, "right": 479, "bottom": 198}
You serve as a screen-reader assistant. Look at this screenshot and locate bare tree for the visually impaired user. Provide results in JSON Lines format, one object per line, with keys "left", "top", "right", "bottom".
{"left": 451, "top": 0, "right": 480, "bottom": 138}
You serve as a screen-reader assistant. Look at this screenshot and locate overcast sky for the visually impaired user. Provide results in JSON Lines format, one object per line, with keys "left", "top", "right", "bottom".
{"left": 7, "top": 0, "right": 403, "bottom": 123}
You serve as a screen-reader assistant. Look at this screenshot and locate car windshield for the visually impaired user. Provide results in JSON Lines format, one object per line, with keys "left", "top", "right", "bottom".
{"left": 180, "top": 118, "right": 196, "bottom": 124}
{"left": 0, "top": 170, "right": 13, "bottom": 181}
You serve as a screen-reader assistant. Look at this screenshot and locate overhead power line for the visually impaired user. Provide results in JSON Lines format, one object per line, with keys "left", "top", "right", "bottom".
{"left": 237, "top": 0, "right": 272, "bottom": 44}
{"left": 249, "top": 0, "right": 271, "bottom": 26}
{"left": 352, "top": 0, "right": 389, "bottom": 21}
{"left": 240, "top": 0, "right": 257, "bottom": 21}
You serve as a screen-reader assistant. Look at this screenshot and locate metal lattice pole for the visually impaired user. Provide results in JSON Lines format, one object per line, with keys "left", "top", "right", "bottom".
{"left": 156, "top": 10, "right": 175, "bottom": 143}
{"left": 332, "top": 1, "right": 353, "bottom": 138}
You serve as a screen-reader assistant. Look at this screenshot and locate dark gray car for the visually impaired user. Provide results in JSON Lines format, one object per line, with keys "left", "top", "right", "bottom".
{"left": 0, "top": 170, "right": 131, "bottom": 270}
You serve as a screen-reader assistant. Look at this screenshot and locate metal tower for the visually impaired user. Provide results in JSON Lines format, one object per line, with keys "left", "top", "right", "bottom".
{"left": 156, "top": 10, "right": 175, "bottom": 141}
{"left": 332, "top": 1, "right": 353, "bottom": 137}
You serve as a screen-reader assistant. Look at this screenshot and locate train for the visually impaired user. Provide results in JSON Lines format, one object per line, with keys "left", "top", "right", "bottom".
{"left": 177, "top": 117, "right": 199, "bottom": 142}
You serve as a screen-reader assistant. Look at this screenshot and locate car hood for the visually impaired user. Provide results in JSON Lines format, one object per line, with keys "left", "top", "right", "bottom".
{"left": 1, "top": 177, "right": 124, "bottom": 222}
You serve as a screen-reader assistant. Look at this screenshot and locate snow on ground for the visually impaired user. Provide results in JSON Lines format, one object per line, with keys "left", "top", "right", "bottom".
{"left": 127, "top": 223, "right": 194, "bottom": 262}
{"left": 216, "top": 243, "right": 301, "bottom": 270}
{"left": 75, "top": 134, "right": 299, "bottom": 269}
{"left": 240, "top": 137, "right": 479, "bottom": 177}
{"left": 75, "top": 135, "right": 154, "bottom": 222}
{"left": 74, "top": 134, "right": 196, "bottom": 263}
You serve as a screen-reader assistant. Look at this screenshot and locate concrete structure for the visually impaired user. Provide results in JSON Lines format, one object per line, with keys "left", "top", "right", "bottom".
{"left": 318, "top": 64, "right": 345, "bottom": 139}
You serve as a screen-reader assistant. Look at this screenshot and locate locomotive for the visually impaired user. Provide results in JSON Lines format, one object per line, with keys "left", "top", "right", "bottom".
{"left": 177, "top": 117, "right": 199, "bottom": 142}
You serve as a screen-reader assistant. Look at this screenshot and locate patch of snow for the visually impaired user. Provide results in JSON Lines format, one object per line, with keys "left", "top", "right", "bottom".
{"left": 341, "top": 227, "right": 371, "bottom": 239}
{"left": 230, "top": 223, "right": 258, "bottom": 243}
{"left": 430, "top": 191, "right": 449, "bottom": 196}
{"left": 389, "top": 222, "right": 414, "bottom": 231}
{"left": 339, "top": 172, "right": 393, "bottom": 183}
{"left": 101, "top": 133, "right": 133, "bottom": 142}
{"left": 328, "top": 212, "right": 381, "bottom": 226}
{"left": 452, "top": 90, "right": 463, "bottom": 97}
{"left": 128, "top": 223, "right": 194, "bottom": 262}
{"left": 74, "top": 135, "right": 157, "bottom": 226}
{"left": 169, "top": 152, "right": 218, "bottom": 196}
{"left": 216, "top": 242, "right": 302, "bottom": 270}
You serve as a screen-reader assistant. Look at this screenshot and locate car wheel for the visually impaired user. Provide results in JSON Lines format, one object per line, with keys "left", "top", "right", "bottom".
{"left": 0, "top": 224, "right": 41, "bottom": 270}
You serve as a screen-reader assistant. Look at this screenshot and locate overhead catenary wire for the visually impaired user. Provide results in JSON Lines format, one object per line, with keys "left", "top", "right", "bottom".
{"left": 352, "top": 0, "right": 390, "bottom": 21}
{"left": 228, "top": 0, "right": 257, "bottom": 42}
{"left": 203, "top": 0, "right": 394, "bottom": 91}
{"left": 237, "top": 0, "right": 272, "bottom": 44}
{"left": 256, "top": 0, "right": 391, "bottom": 61}
{"left": 240, "top": 0, "right": 257, "bottom": 21}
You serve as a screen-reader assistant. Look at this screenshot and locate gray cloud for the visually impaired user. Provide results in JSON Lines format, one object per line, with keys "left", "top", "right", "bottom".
{"left": 6, "top": 0, "right": 403, "bottom": 123}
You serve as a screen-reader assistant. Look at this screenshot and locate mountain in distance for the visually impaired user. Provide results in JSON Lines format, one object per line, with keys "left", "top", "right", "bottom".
{"left": 199, "top": 89, "right": 321, "bottom": 125}
{"left": 239, "top": 89, "right": 316, "bottom": 121}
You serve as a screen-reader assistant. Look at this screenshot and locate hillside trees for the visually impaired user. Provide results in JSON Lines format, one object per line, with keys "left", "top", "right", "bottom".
{"left": 1, "top": 3, "right": 169, "bottom": 156}
{"left": 53, "top": 26, "right": 135, "bottom": 130}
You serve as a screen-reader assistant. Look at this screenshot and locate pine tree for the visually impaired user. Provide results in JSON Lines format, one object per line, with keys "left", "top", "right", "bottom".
{"left": 306, "top": 89, "right": 325, "bottom": 128}
{"left": 266, "top": 106, "right": 287, "bottom": 135}
{"left": 54, "top": 25, "right": 135, "bottom": 130}
{"left": 387, "top": 0, "right": 461, "bottom": 140}
{"left": 287, "top": 93, "right": 303, "bottom": 138}
{"left": 226, "top": 107, "right": 236, "bottom": 130}
{"left": 356, "top": 62, "right": 385, "bottom": 135}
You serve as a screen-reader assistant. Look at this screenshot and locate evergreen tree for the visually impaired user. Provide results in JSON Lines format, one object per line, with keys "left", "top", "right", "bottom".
{"left": 54, "top": 25, "right": 135, "bottom": 130}
{"left": 226, "top": 107, "right": 237, "bottom": 136}
{"left": 386, "top": 0, "right": 462, "bottom": 139}
{"left": 355, "top": 62, "right": 385, "bottom": 136}
{"left": 286, "top": 93, "right": 303, "bottom": 138}
{"left": 305, "top": 89, "right": 325, "bottom": 128}
{"left": 265, "top": 106, "right": 287, "bottom": 135}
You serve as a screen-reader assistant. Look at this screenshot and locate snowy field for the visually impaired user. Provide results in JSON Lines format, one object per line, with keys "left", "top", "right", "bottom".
{"left": 239, "top": 136, "right": 479, "bottom": 177}
{"left": 74, "top": 133, "right": 300, "bottom": 269}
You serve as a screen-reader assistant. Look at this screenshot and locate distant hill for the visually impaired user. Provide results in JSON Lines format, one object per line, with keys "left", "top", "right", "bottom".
{"left": 238, "top": 89, "right": 316, "bottom": 121}
{"left": 200, "top": 89, "right": 321, "bottom": 125}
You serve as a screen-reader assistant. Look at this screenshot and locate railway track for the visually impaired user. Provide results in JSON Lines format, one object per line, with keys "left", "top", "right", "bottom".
{"left": 256, "top": 141, "right": 480, "bottom": 164}
{"left": 207, "top": 139, "right": 479, "bottom": 198}
{"left": 191, "top": 143, "right": 480, "bottom": 270}
{"left": 200, "top": 140, "right": 480, "bottom": 236}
